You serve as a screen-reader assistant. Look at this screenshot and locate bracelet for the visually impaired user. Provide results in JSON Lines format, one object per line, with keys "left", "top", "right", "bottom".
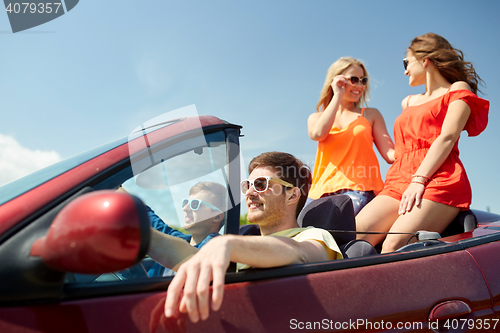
{"left": 411, "top": 175, "right": 430, "bottom": 185}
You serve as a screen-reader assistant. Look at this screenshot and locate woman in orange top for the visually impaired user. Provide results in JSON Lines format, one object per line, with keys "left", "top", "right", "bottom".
{"left": 308, "top": 57, "right": 395, "bottom": 214}
{"left": 356, "top": 33, "right": 489, "bottom": 253}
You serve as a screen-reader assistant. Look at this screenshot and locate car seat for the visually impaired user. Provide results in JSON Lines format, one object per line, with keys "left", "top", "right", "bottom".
{"left": 298, "top": 195, "right": 356, "bottom": 245}
{"left": 298, "top": 195, "right": 376, "bottom": 258}
{"left": 239, "top": 223, "right": 261, "bottom": 236}
{"left": 440, "top": 209, "right": 477, "bottom": 238}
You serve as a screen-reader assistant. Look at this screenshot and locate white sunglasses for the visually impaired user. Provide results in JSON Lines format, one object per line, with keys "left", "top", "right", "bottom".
{"left": 182, "top": 198, "right": 221, "bottom": 212}
{"left": 240, "top": 176, "right": 294, "bottom": 194}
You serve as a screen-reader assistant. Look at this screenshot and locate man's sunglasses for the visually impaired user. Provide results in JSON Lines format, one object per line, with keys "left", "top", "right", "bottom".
{"left": 346, "top": 76, "right": 368, "bottom": 86}
{"left": 240, "top": 176, "right": 294, "bottom": 194}
{"left": 182, "top": 198, "right": 222, "bottom": 212}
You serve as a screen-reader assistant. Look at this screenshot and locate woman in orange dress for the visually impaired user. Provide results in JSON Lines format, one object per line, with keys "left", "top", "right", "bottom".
{"left": 356, "top": 33, "right": 489, "bottom": 253}
{"left": 307, "top": 57, "right": 395, "bottom": 215}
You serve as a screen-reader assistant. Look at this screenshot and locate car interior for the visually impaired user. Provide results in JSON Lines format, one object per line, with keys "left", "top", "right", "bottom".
{"left": 239, "top": 195, "right": 478, "bottom": 257}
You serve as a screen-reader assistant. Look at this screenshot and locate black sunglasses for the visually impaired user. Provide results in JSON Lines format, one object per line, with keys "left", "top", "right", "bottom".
{"left": 403, "top": 57, "right": 415, "bottom": 70}
{"left": 346, "top": 76, "right": 368, "bottom": 86}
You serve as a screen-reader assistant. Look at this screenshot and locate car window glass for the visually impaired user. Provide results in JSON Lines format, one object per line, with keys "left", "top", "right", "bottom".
{"left": 124, "top": 142, "right": 230, "bottom": 232}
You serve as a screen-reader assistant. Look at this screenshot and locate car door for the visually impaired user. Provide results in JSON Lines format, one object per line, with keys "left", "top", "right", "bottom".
{"left": 1, "top": 242, "right": 495, "bottom": 333}
{"left": 464, "top": 237, "right": 500, "bottom": 325}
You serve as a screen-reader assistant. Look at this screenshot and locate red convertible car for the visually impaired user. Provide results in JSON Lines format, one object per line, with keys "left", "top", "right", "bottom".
{"left": 1, "top": 109, "right": 500, "bottom": 332}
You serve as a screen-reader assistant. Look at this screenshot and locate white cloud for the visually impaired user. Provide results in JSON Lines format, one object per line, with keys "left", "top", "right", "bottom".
{"left": 0, "top": 134, "right": 62, "bottom": 186}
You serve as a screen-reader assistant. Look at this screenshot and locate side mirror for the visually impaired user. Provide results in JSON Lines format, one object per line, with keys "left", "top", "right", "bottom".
{"left": 30, "top": 191, "right": 150, "bottom": 274}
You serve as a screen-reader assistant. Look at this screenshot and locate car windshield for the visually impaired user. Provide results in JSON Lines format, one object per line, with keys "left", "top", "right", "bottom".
{"left": 123, "top": 130, "right": 233, "bottom": 231}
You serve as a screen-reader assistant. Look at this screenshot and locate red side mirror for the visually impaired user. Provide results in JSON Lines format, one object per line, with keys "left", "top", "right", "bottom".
{"left": 30, "top": 191, "right": 150, "bottom": 274}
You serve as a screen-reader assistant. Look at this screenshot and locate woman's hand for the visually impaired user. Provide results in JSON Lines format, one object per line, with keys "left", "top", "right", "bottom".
{"left": 331, "top": 75, "right": 348, "bottom": 96}
{"left": 398, "top": 182, "right": 425, "bottom": 215}
{"left": 308, "top": 74, "right": 350, "bottom": 141}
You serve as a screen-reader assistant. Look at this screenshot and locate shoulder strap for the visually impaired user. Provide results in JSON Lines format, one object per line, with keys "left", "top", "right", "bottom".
{"left": 407, "top": 95, "right": 412, "bottom": 108}
{"left": 360, "top": 107, "right": 366, "bottom": 116}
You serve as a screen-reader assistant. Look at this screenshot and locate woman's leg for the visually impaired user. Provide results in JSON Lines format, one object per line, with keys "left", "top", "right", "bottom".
{"left": 355, "top": 195, "right": 400, "bottom": 246}
{"left": 381, "top": 199, "right": 460, "bottom": 253}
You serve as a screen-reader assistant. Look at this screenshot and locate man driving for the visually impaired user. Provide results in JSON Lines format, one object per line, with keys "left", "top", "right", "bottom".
{"left": 153, "top": 152, "right": 342, "bottom": 322}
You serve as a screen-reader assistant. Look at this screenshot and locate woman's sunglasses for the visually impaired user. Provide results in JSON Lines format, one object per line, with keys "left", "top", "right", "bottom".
{"left": 346, "top": 76, "right": 368, "bottom": 86}
{"left": 182, "top": 198, "right": 222, "bottom": 212}
{"left": 403, "top": 57, "right": 415, "bottom": 70}
{"left": 240, "top": 176, "right": 294, "bottom": 194}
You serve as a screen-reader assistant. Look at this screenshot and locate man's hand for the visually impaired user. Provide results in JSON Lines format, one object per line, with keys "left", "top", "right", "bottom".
{"left": 164, "top": 236, "right": 232, "bottom": 323}
{"left": 164, "top": 231, "right": 336, "bottom": 322}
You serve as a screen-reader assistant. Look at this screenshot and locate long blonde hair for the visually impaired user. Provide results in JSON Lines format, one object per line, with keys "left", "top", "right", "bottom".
{"left": 316, "top": 57, "right": 370, "bottom": 112}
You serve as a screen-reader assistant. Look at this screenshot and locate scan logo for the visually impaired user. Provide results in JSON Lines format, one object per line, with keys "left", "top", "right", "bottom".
{"left": 4, "top": 0, "right": 79, "bottom": 33}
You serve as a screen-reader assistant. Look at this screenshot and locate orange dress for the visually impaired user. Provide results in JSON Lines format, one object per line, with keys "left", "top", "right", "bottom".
{"left": 309, "top": 108, "right": 384, "bottom": 200}
{"left": 379, "top": 89, "right": 489, "bottom": 209}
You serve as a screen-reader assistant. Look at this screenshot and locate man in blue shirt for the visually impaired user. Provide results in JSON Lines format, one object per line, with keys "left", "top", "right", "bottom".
{"left": 147, "top": 181, "right": 226, "bottom": 276}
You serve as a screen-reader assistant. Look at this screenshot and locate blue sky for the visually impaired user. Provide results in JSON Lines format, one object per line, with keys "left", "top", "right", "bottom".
{"left": 1, "top": 1, "right": 499, "bottom": 212}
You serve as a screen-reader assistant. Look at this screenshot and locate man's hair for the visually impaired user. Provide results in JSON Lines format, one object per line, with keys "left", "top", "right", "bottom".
{"left": 248, "top": 151, "right": 312, "bottom": 217}
{"left": 190, "top": 181, "right": 226, "bottom": 230}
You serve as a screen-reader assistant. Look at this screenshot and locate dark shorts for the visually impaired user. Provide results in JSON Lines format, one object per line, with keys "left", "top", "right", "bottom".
{"left": 306, "top": 190, "right": 376, "bottom": 215}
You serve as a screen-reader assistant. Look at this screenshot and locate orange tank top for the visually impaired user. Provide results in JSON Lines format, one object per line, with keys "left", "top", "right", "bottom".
{"left": 309, "top": 108, "right": 384, "bottom": 199}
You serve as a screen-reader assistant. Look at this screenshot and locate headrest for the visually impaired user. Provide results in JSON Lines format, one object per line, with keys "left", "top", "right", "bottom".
{"left": 441, "top": 210, "right": 477, "bottom": 237}
{"left": 297, "top": 195, "right": 356, "bottom": 246}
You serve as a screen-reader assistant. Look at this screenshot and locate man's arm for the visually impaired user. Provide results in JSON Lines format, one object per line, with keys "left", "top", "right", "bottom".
{"left": 164, "top": 234, "right": 332, "bottom": 323}
{"left": 230, "top": 235, "right": 332, "bottom": 267}
{"left": 147, "top": 228, "right": 198, "bottom": 271}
